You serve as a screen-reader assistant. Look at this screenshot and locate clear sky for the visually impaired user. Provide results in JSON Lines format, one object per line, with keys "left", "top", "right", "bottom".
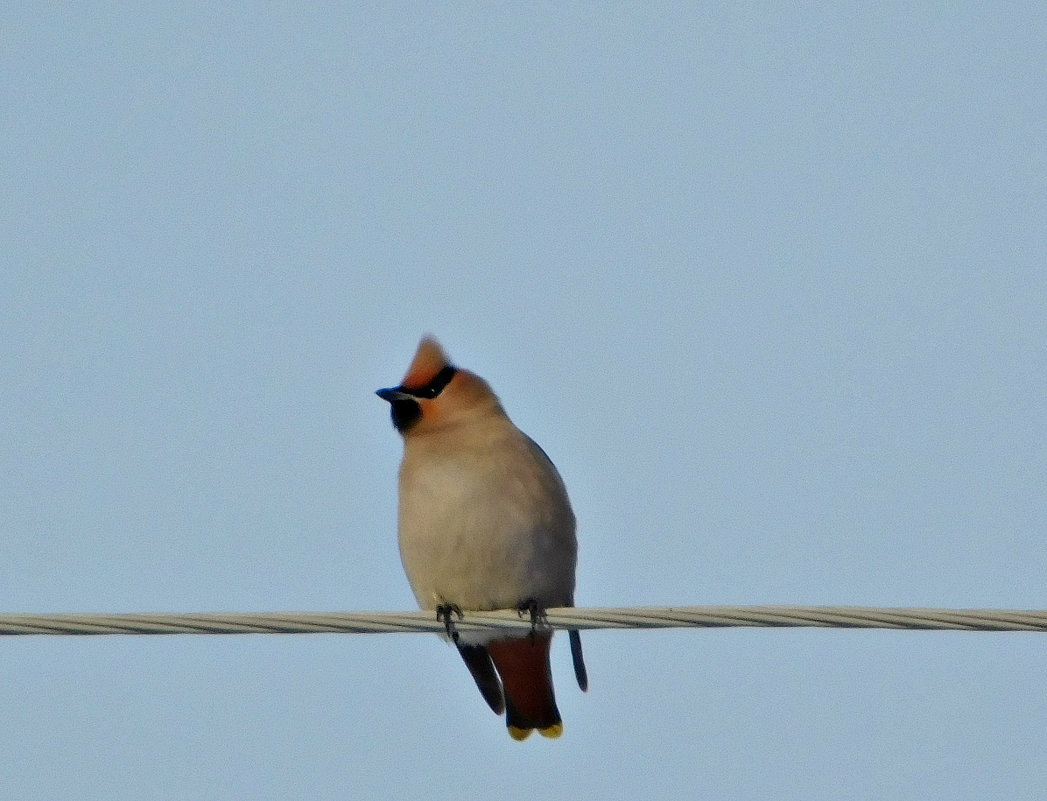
{"left": 2, "top": 4, "right": 1046, "bottom": 799}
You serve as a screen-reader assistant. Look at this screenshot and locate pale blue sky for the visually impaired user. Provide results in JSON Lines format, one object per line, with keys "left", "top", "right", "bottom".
{"left": 2, "top": 4, "right": 1046, "bottom": 799}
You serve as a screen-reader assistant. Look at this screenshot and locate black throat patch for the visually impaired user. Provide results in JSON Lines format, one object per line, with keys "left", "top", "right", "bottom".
{"left": 389, "top": 398, "right": 422, "bottom": 432}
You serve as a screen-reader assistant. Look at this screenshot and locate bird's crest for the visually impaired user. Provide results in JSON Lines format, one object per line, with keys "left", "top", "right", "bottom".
{"left": 401, "top": 336, "right": 450, "bottom": 391}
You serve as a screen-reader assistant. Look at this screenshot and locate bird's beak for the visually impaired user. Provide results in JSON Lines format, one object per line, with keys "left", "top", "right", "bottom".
{"left": 376, "top": 387, "right": 410, "bottom": 403}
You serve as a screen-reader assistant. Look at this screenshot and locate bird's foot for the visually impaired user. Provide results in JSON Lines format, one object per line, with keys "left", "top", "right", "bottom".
{"left": 516, "top": 599, "right": 547, "bottom": 641}
{"left": 436, "top": 603, "right": 463, "bottom": 644}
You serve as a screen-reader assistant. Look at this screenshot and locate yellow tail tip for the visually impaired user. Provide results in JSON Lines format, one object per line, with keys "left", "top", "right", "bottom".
{"left": 507, "top": 722, "right": 563, "bottom": 741}
{"left": 539, "top": 723, "right": 563, "bottom": 739}
{"left": 507, "top": 726, "right": 533, "bottom": 741}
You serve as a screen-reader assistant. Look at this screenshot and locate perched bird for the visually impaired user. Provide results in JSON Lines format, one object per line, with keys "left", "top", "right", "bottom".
{"left": 377, "top": 336, "right": 587, "bottom": 740}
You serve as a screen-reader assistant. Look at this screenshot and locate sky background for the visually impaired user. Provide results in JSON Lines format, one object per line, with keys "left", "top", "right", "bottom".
{"left": 2, "top": 3, "right": 1046, "bottom": 799}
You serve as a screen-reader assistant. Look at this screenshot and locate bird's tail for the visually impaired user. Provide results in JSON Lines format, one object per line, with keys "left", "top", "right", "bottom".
{"left": 486, "top": 633, "right": 562, "bottom": 740}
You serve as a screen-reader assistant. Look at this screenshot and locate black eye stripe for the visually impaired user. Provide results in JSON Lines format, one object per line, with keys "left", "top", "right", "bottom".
{"left": 401, "top": 365, "right": 457, "bottom": 400}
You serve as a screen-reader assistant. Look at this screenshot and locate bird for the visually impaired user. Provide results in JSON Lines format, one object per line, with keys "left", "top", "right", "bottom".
{"left": 377, "top": 336, "right": 587, "bottom": 740}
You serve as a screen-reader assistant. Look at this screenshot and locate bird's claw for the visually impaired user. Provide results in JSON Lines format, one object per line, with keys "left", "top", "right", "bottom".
{"left": 517, "top": 599, "right": 547, "bottom": 640}
{"left": 436, "top": 603, "right": 463, "bottom": 644}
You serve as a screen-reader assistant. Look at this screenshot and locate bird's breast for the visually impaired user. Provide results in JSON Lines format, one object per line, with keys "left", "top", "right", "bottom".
{"left": 396, "top": 434, "right": 576, "bottom": 612}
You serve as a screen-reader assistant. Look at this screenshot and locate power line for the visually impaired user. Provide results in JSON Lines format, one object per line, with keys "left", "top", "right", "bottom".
{"left": 2, "top": 605, "right": 1046, "bottom": 636}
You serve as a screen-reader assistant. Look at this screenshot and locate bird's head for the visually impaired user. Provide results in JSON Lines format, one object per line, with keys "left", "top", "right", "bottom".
{"left": 377, "top": 336, "right": 503, "bottom": 435}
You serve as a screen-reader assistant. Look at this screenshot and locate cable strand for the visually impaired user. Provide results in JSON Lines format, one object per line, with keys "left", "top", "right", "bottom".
{"left": 2, "top": 605, "right": 1046, "bottom": 636}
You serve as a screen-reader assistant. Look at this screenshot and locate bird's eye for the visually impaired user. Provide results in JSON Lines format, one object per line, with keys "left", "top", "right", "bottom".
{"left": 399, "top": 364, "right": 458, "bottom": 401}
{"left": 417, "top": 365, "right": 457, "bottom": 400}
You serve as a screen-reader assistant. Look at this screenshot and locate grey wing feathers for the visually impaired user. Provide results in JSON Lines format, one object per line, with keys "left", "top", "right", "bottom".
{"left": 456, "top": 643, "right": 505, "bottom": 714}
{"left": 569, "top": 629, "right": 588, "bottom": 691}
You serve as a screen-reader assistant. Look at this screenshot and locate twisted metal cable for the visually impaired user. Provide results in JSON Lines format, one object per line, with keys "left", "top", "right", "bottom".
{"left": 2, "top": 605, "right": 1046, "bottom": 636}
